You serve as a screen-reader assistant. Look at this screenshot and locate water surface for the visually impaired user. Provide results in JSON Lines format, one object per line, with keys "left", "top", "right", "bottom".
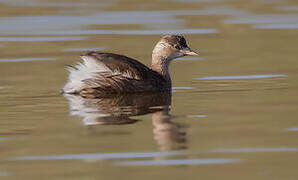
{"left": 0, "top": 58, "right": 55, "bottom": 62}
{"left": 0, "top": 0, "right": 298, "bottom": 180}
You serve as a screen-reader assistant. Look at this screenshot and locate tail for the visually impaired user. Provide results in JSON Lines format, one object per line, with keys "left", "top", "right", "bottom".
{"left": 61, "top": 56, "right": 108, "bottom": 95}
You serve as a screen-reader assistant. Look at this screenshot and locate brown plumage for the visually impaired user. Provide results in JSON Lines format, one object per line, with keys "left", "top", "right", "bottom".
{"left": 61, "top": 35, "right": 198, "bottom": 98}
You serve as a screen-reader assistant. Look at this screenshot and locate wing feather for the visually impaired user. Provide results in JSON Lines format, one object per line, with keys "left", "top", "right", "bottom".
{"left": 81, "top": 51, "right": 151, "bottom": 80}
{"left": 62, "top": 51, "right": 167, "bottom": 96}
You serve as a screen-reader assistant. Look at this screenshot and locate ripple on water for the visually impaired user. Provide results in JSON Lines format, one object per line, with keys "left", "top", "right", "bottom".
{"left": 253, "top": 24, "right": 298, "bottom": 29}
{"left": 4, "top": 29, "right": 216, "bottom": 36}
{"left": 9, "top": 151, "right": 185, "bottom": 161}
{"left": 212, "top": 147, "right": 298, "bottom": 153}
{"left": 1, "top": 0, "right": 111, "bottom": 8}
{"left": 187, "top": 115, "right": 208, "bottom": 118}
{"left": 277, "top": 6, "right": 298, "bottom": 11}
{"left": 63, "top": 47, "right": 105, "bottom": 52}
{"left": 225, "top": 14, "right": 298, "bottom": 24}
{"left": 172, "top": 87, "right": 193, "bottom": 90}
{"left": 194, "top": 74, "right": 288, "bottom": 80}
{"left": 0, "top": 58, "right": 55, "bottom": 62}
{"left": 0, "top": 172, "right": 8, "bottom": 177}
{"left": 0, "top": 37, "right": 86, "bottom": 42}
{"left": 176, "top": 57, "right": 204, "bottom": 61}
{"left": 0, "top": 9, "right": 236, "bottom": 35}
{"left": 172, "top": 87, "right": 194, "bottom": 93}
{"left": 0, "top": 13, "right": 182, "bottom": 34}
{"left": 0, "top": 86, "right": 12, "bottom": 89}
{"left": 286, "top": 128, "right": 298, "bottom": 131}
{"left": 8, "top": 147, "right": 298, "bottom": 162}
{"left": 115, "top": 158, "right": 242, "bottom": 166}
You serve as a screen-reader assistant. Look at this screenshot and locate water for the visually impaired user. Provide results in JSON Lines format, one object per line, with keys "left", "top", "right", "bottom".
{"left": 63, "top": 47, "right": 105, "bottom": 52}
{"left": 0, "top": 86, "right": 12, "bottom": 89}
{"left": 0, "top": 58, "right": 55, "bottom": 62}
{"left": 0, "top": 29, "right": 217, "bottom": 36}
{"left": 9, "top": 151, "right": 185, "bottom": 161}
{"left": 176, "top": 57, "right": 204, "bottom": 61}
{"left": 195, "top": 74, "right": 288, "bottom": 80}
{"left": 253, "top": 24, "right": 298, "bottom": 29}
{"left": 1, "top": 0, "right": 298, "bottom": 179}
{"left": 0, "top": 37, "right": 86, "bottom": 42}
{"left": 115, "top": 158, "right": 242, "bottom": 166}
{"left": 286, "top": 128, "right": 298, "bottom": 131}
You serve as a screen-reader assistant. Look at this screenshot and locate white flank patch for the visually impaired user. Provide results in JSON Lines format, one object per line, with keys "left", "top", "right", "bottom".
{"left": 62, "top": 56, "right": 108, "bottom": 93}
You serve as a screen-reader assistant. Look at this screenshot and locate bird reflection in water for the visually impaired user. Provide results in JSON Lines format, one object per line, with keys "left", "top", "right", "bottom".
{"left": 63, "top": 92, "right": 187, "bottom": 151}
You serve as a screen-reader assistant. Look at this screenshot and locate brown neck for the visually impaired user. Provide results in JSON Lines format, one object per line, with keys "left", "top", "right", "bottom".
{"left": 151, "top": 56, "right": 171, "bottom": 84}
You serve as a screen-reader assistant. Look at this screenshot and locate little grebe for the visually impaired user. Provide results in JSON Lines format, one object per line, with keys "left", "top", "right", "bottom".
{"left": 61, "top": 35, "right": 198, "bottom": 98}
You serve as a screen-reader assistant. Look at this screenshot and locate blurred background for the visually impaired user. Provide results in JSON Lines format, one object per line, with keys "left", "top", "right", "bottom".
{"left": 0, "top": 0, "right": 298, "bottom": 179}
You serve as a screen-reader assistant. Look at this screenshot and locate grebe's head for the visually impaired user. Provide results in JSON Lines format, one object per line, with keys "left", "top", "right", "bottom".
{"left": 152, "top": 34, "right": 199, "bottom": 64}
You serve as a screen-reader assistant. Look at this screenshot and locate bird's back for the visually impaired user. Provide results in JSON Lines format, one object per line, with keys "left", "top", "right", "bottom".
{"left": 62, "top": 52, "right": 169, "bottom": 98}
